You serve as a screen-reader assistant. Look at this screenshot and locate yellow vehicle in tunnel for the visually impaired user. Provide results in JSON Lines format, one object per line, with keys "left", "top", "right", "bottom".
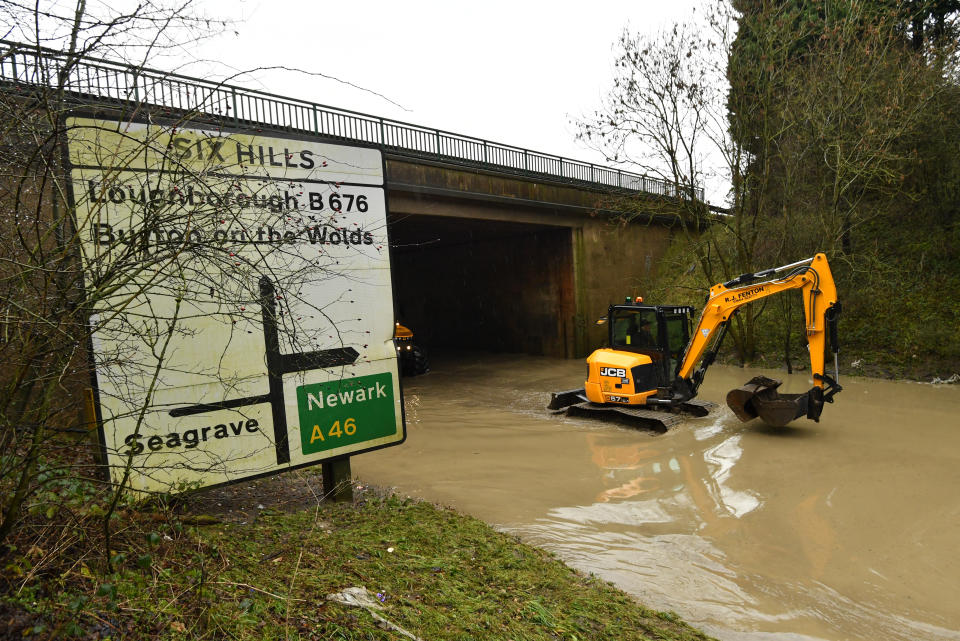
{"left": 550, "top": 253, "right": 842, "bottom": 429}
{"left": 394, "top": 322, "right": 429, "bottom": 376}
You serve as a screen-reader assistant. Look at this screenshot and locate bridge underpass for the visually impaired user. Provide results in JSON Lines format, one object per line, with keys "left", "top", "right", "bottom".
{"left": 385, "top": 158, "right": 676, "bottom": 360}
{"left": 389, "top": 213, "right": 575, "bottom": 358}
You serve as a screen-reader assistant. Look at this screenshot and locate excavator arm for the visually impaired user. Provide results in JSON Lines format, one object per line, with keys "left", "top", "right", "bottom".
{"left": 671, "top": 253, "right": 842, "bottom": 425}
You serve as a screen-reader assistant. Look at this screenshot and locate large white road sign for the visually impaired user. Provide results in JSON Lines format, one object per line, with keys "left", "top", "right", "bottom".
{"left": 67, "top": 117, "right": 404, "bottom": 493}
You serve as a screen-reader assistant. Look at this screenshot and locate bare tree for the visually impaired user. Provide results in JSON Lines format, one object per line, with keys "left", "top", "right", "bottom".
{"left": 580, "top": 0, "right": 957, "bottom": 366}
{"left": 576, "top": 2, "right": 790, "bottom": 361}
{"left": 0, "top": 1, "right": 393, "bottom": 562}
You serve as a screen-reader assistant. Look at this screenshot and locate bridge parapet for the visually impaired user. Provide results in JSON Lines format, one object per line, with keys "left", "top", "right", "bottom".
{"left": 0, "top": 39, "right": 700, "bottom": 202}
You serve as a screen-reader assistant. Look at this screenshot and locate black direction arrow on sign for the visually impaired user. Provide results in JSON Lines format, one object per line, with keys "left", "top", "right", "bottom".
{"left": 169, "top": 276, "right": 359, "bottom": 464}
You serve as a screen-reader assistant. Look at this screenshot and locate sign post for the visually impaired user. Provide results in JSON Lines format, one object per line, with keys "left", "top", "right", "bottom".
{"left": 322, "top": 458, "right": 353, "bottom": 503}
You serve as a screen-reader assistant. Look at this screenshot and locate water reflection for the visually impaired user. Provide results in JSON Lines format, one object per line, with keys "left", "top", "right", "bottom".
{"left": 587, "top": 419, "right": 761, "bottom": 523}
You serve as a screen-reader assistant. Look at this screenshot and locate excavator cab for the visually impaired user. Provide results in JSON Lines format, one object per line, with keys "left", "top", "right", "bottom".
{"left": 549, "top": 302, "right": 712, "bottom": 430}
{"left": 607, "top": 304, "right": 694, "bottom": 385}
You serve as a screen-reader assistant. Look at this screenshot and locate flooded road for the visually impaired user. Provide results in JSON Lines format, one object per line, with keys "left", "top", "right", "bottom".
{"left": 353, "top": 354, "right": 960, "bottom": 641}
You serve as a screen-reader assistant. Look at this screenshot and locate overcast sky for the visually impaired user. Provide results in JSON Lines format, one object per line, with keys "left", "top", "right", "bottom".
{"left": 183, "top": 0, "right": 703, "bottom": 177}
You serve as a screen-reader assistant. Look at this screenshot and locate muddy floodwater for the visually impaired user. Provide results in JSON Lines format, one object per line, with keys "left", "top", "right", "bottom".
{"left": 353, "top": 354, "right": 960, "bottom": 641}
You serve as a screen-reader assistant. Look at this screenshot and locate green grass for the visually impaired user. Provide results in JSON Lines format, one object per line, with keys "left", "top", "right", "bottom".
{"left": 2, "top": 492, "right": 715, "bottom": 640}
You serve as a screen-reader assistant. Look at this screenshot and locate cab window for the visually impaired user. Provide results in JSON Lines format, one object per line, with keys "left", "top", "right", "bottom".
{"left": 612, "top": 308, "right": 659, "bottom": 351}
{"left": 663, "top": 314, "right": 689, "bottom": 376}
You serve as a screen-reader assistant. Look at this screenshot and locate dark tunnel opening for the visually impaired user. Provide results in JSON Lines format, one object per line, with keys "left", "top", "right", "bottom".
{"left": 388, "top": 213, "right": 575, "bottom": 360}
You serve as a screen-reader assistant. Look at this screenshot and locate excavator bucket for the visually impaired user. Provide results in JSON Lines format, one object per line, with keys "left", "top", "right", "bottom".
{"left": 725, "top": 376, "right": 809, "bottom": 427}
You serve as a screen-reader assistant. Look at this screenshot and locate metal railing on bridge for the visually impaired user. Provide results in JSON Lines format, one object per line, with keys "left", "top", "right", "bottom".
{"left": 0, "top": 40, "right": 702, "bottom": 202}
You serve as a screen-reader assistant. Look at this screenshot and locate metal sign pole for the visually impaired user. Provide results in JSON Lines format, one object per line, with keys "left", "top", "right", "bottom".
{"left": 322, "top": 457, "right": 353, "bottom": 502}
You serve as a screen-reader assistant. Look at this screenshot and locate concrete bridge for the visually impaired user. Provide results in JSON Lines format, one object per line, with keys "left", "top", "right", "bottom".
{"left": 1, "top": 41, "right": 694, "bottom": 358}
{"left": 387, "top": 158, "right": 675, "bottom": 358}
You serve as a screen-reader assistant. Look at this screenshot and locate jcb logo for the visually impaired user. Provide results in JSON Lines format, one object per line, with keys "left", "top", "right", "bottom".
{"left": 599, "top": 367, "right": 626, "bottom": 378}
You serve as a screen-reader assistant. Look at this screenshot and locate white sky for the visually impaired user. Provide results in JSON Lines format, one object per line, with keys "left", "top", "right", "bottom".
{"left": 182, "top": 0, "right": 704, "bottom": 177}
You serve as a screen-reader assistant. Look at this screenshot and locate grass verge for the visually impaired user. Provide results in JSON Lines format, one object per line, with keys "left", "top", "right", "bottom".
{"left": 1, "top": 482, "right": 714, "bottom": 640}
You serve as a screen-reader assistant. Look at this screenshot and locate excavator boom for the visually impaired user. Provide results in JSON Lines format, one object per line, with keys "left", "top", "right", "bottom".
{"left": 675, "top": 253, "right": 842, "bottom": 425}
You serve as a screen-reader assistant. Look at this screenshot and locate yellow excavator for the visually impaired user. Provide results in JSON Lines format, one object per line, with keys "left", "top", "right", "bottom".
{"left": 549, "top": 253, "right": 842, "bottom": 429}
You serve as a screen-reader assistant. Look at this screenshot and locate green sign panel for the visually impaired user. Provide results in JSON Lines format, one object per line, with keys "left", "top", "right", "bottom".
{"left": 296, "top": 373, "right": 396, "bottom": 455}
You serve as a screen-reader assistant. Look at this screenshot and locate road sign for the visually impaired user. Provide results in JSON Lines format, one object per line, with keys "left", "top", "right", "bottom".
{"left": 66, "top": 116, "right": 404, "bottom": 494}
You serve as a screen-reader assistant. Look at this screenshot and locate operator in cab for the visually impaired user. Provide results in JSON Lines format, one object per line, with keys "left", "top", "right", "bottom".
{"left": 630, "top": 318, "right": 656, "bottom": 348}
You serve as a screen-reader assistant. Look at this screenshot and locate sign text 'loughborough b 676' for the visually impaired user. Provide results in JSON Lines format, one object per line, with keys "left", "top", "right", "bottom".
{"left": 67, "top": 117, "right": 404, "bottom": 494}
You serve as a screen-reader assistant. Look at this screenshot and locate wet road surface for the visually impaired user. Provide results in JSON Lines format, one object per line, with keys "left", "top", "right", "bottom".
{"left": 353, "top": 354, "right": 960, "bottom": 641}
